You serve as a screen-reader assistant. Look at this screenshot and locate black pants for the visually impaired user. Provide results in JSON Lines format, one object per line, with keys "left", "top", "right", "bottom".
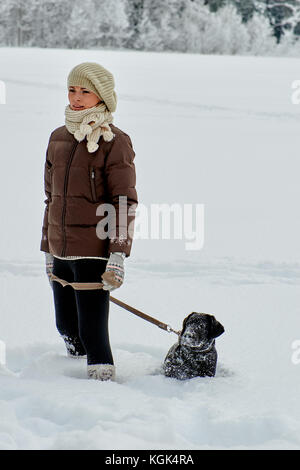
{"left": 51, "top": 257, "right": 113, "bottom": 366}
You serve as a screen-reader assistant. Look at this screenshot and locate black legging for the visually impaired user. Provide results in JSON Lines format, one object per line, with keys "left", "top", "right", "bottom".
{"left": 51, "top": 256, "right": 113, "bottom": 366}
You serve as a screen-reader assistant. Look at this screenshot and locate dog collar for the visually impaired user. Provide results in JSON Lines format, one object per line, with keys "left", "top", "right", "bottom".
{"left": 181, "top": 339, "right": 215, "bottom": 352}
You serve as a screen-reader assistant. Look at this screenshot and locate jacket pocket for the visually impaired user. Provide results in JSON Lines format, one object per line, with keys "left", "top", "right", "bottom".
{"left": 89, "top": 166, "right": 97, "bottom": 202}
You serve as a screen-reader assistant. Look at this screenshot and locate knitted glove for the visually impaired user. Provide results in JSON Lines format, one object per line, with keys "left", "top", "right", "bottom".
{"left": 45, "top": 252, "right": 54, "bottom": 285}
{"left": 101, "top": 252, "right": 125, "bottom": 291}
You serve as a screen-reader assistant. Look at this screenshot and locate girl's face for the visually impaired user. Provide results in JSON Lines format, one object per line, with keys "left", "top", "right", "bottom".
{"left": 68, "top": 86, "right": 103, "bottom": 110}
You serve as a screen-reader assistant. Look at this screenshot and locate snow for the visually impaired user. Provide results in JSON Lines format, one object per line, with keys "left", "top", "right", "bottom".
{"left": 0, "top": 47, "right": 299, "bottom": 450}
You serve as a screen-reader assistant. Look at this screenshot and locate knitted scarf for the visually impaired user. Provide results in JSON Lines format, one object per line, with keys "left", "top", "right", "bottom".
{"left": 65, "top": 102, "right": 114, "bottom": 153}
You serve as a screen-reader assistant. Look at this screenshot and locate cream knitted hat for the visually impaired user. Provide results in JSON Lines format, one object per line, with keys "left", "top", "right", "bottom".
{"left": 67, "top": 62, "right": 117, "bottom": 112}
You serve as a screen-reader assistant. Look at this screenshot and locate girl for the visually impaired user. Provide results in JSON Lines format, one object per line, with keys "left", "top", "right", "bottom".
{"left": 40, "top": 62, "right": 138, "bottom": 381}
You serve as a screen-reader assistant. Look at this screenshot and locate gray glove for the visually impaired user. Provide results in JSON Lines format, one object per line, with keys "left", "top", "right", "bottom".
{"left": 45, "top": 252, "right": 54, "bottom": 285}
{"left": 102, "top": 252, "right": 126, "bottom": 291}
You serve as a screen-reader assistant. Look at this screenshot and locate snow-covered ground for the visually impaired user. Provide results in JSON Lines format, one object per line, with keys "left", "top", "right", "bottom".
{"left": 0, "top": 47, "right": 299, "bottom": 450}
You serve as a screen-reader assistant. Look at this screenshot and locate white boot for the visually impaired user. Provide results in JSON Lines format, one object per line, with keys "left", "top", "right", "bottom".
{"left": 87, "top": 364, "right": 115, "bottom": 381}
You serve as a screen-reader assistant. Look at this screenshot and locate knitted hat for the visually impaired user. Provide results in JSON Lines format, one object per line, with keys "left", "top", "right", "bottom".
{"left": 67, "top": 62, "right": 117, "bottom": 112}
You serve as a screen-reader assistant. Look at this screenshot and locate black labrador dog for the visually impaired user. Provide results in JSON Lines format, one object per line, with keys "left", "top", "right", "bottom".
{"left": 163, "top": 312, "right": 225, "bottom": 380}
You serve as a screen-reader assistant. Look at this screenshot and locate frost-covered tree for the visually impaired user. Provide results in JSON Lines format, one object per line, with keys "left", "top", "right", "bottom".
{"left": 66, "top": 0, "right": 130, "bottom": 49}
{"left": 194, "top": 1, "right": 276, "bottom": 54}
{"left": 0, "top": 0, "right": 129, "bottom": 48}
{"left": 245, "top": 11, "right": 277, "bottom": 53}
{"left": 205, "top": 0, "right": 256, "bottom": 20}
{"left": 0, "top": 0, "right": 293, "bottom": 55}
{"left": 124, "top": 0, "right": 145, "bottom": 48}
{"left": 232, "top": 0, "right": 257, "bottom": 22}
{"left": 40, "top": 0, "right": 71, "bottom": 48}
{"left": 0, "top": 1, "right": 13, "bottom": 46}
{"left": 255, "top": 0, "right": 300, "bottom": 42}
{"left": 0, "top": 0, "right": 30, "bottom": 46}
{"left": 0, "top": 0, "right": 73, "bottom": 47}
{"left": 204, "top": 0, "right": 227, "bottom": 12}
{"left": 135, "top": 0, "right": 272, "bottom": 55}
{"left": 202, "top": 3, "right": 250, "bottom": 54}
{"left": 134, "top": 0, "right": 191, "bottom": 52}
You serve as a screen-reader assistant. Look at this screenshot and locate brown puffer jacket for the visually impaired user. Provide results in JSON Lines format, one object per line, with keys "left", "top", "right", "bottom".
{"left": 40, "top": 123, "right": 138, "bottom": 258}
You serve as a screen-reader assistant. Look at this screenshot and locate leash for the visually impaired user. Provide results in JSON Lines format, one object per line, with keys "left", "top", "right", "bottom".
{"left": 49, "top": 273, "right": 181, "bottom": 336}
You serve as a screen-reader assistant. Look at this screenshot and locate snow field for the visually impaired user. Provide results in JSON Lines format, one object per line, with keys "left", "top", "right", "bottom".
{"left": 0, "top": 47, "right": 299, "bottom": 449}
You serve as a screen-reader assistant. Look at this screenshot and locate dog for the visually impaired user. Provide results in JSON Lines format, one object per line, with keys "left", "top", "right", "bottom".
{"left": 163, "top": 312, "right": 225, "bottom": 380}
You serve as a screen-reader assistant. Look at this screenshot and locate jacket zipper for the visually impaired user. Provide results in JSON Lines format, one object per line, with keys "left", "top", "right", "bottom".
{"left": 61, "top": 141, "right": 78, "bottom": 257}
{"left": 90, "top": 167, "right": 97, "bottom": 202}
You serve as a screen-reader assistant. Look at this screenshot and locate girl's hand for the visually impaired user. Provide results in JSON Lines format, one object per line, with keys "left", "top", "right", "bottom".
{"left": 102, "top": 252, "right": 125, "bottom": 291}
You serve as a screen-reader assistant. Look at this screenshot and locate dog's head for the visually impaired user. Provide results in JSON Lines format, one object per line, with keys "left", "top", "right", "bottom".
{"left": 179, "top": 312, "right": 225, "bottom": 349}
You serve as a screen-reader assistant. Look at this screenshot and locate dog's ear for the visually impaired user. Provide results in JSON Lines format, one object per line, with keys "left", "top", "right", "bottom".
{"left": 207, "top": 315, "right": 224, "bottom": 339}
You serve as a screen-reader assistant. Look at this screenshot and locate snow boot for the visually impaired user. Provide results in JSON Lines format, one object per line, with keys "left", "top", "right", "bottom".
{"left": 87, "top": 364, "right": 115, "bottom": 381}
{"left": 62, "top": 334, "right": 86, "bottom": 359}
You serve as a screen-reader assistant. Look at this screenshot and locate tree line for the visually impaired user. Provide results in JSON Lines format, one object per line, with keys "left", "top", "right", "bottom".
{"left": 0, "top": 0, "right": 300, "bottom": 54}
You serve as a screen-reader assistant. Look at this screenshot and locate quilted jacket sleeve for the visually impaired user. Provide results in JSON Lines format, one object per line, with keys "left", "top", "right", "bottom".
{"left": 104, "top": 132, "right": 138, "bottom": 258}
{"left": 40, "top": 146, "right": 52, "bottom": 253}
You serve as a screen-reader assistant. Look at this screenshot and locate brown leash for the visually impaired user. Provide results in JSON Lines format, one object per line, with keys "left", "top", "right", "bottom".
{"left": 49, "top": 273, "right": 180, "bottom": 336}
